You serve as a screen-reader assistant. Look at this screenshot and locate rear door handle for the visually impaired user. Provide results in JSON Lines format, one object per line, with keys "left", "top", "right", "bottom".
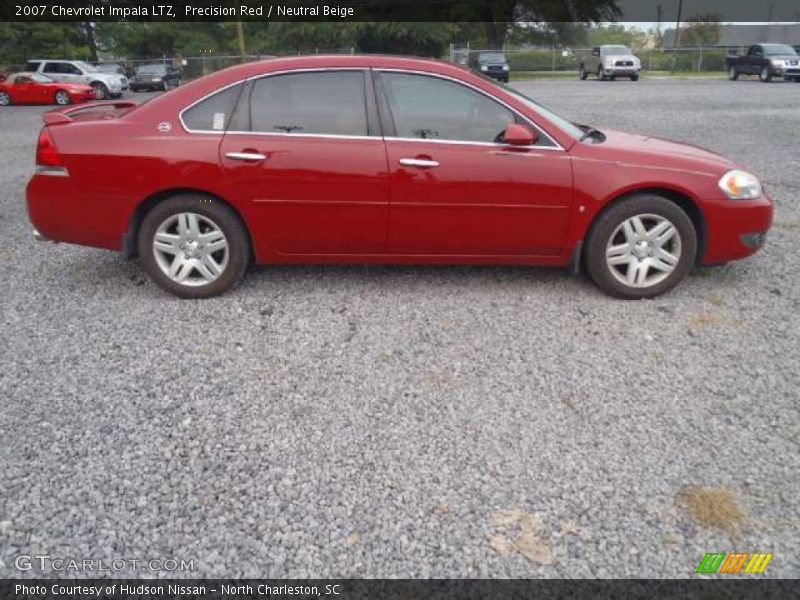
{"left": 226, "top": 151, "right": 267, "bottom": 161}
{"left": 399, "top": 158, "right": 439, "bottom": 168}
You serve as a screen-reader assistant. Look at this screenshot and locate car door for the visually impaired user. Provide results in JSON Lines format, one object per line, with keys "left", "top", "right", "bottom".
{"left": 11, "top": 76, "right": 35, "bottom": 103}
{"left": 746, "top": 46, "right": 762, "bottom": 74}
{"left": 216, "top": 69, "right": 389, "bottom": 256}
{"left": 376, "top": 70, "right": 573, "bottom": 256}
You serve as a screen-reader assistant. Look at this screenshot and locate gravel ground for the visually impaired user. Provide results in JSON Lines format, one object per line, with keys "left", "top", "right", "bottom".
{"left": 0, "top": 79, "right": 798, "bottom": 579}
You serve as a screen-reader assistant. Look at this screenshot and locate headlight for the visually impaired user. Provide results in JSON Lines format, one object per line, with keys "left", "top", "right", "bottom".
{"left": 770, "top": 59, "right": 784, "bottom": 66}
{"left": 480, "top": 65, "right": 488, "bottom": 71}
{"left": 718, "top": 170, "right": 762, "bottom": 200}
{"left": 502, "top": 65, "right": 509, "bottom": 71}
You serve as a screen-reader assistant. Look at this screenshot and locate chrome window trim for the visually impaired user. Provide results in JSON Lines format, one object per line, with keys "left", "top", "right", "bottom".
{"left": 179, "top": 67, "right": 371, "bottom": 136}
{"left": 178, "top": 66, "right": 565, "bottom": 151}
{"left": 375, "top": 68, "right": 564, "bottom": 151}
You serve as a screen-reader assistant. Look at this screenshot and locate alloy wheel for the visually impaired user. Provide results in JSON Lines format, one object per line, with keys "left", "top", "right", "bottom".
{"left": 152, "top": 212, "right": 229, "bottom": 287}
{"left": 605, "top": 213, "right": 682, "bottom": 288}
{"left": 55, "top": 91, "right": 70, "bottom": 105}
{"left": 0, "top": 92, "right": 10, "bottom": 106}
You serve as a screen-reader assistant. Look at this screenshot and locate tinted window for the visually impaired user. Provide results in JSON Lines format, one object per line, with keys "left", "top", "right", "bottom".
{"left": 25, "top": 61, "right": 42, "bottom": 72}
{"left": 250, "top": 71, "right": 368, "bottom": 136}
{"left": 14, "top": 76, "right": 32, "bottom": 84}
{"left": 762, "top": 44, "right": 797, "bottom": 56}
{"left": 182, "top": 83, "right": 243, "bottom": 132}
{"left": 43, "top": 62, "right": 80, "bottom": 75}
{"left": 380, "top": 72, "right": 515, "bottom": 143}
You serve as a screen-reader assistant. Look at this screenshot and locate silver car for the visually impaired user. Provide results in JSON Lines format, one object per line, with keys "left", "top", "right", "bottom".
{"left": 580, "top": 45, "right": 641, "bottom": 81}
{"left": 24, "top": 59, "right": 125, "bottom": 99}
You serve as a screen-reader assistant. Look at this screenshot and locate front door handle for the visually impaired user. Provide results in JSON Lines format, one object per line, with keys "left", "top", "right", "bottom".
{"left": 226, "top": 151, "right": 267, "bottom": 162}
{"left": 399, "top": 157, "right": 439, "bottom": 168}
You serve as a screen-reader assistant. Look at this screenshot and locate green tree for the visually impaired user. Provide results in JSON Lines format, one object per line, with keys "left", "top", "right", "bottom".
{"left": 452, "top": 0, "right": 620, "bottom": 48}
{"left": 681, "top": 13, "right": 722, "bottom": 47}
{"left": 0, "top": 22, "right": 88, "bottom": 67}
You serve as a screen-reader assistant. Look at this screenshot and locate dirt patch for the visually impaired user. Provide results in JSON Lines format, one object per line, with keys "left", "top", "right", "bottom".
{"left": 676, "top": 485, "right": 747, "bottom": 538}
{"left": 488, "top": 510, "right": 553, "bottom": 564}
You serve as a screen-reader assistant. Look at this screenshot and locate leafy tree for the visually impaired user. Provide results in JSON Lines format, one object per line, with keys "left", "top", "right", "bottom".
{"left": 681, "top": 13, "right": 722, "bottom": 47}
{"left": 587, "top": 24, "right": 649, "bottom": 47}
{"left": 0, "top": 22, "right": 88, "bottom": 67}
{"left": 452, "top": 0, "right": 620, "bottom": 48}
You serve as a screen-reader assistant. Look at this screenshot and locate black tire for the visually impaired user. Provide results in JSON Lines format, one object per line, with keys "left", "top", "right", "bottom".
{"left": 0, "top": 91, "right": 11, "bottom": 106}
{"left": 91, "top": 82, "right": 108, "bottom": 100}
{"left": 54, "top": 90, "right": 71, "bottom": 105}
{"left": 728, "top": 66, "right": 739, "bottom": 80}
{"left": 137, "top": 194, "right": 250, "bottom": 299}
{"left": 584, "top": 194, "right": 697, "bottom": 299}
{"left": 162, "top": 80, "right": 169, "bottom": 92}
{"left": 759, "top": 66, "right": 772, "bottom": 82}
{"left": 597, "top": 66, "right": 605, "bottom": 80}
{"left": 579, "top": 64, "right": 588, "bottom": 80}
{"left": 630, "top": 73, "right": 639, "bottom": 81}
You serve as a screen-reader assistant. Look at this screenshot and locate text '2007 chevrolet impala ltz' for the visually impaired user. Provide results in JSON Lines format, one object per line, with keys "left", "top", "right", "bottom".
{"left": 26, "top": 55, "right": 773, "bottom": 299}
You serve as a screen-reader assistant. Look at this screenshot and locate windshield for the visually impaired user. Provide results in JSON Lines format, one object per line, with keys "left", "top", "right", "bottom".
{"left": 137, "top": 65, "right": 167, "bottom": 74}
{"left": 479, "top": 52, "right": 506, "bottom": 63}
{"left": 762, "top": 44, "right": 797, "bottom": 56}
{"left": 498, "top": 83, "right": 585, "bottom": 141}
{"left": 601, "top": 46, "right": 632, "bottom": 56}
{"left": 75, "top": 61, "right": 98, "bottom": 73}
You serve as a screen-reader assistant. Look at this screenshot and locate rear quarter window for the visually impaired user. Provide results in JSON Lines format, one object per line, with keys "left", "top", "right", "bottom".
{"left": 25, "top": 61, "right": 42, "bottom": 72}
{"left": 182, "top": 83, "right": 244, "bottom": 132}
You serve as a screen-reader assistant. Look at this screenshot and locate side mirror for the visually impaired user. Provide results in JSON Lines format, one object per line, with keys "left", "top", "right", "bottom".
{"left": 503, "top": 123, "right": 538, "bottom": 146}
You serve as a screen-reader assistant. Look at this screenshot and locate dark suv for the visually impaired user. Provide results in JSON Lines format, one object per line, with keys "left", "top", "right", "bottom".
{"left": 468, "top": 51, "right": 510, "bottom": 83}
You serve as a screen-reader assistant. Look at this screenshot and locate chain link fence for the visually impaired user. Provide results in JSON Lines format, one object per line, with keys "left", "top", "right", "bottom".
{"left": 452, "top": 45, "right": 747, "bottom": 74}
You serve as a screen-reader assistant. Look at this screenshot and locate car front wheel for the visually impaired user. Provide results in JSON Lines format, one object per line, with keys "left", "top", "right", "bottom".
{"left": 728, "top": 66, "right": 739, "bottom": 80}
{"left": 759, "top": 66, "right": 772, "bottom": 82}
{"left": 138, "top": 194, "right": 250, "bottom": 298}
{"left": 585, "top": 194, "right": 697, "bottom": 299}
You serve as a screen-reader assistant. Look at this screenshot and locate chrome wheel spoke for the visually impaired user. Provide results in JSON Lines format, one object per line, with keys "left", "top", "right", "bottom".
{"left": 606, "top": 212, "right": 682, "bottom": 289}
{"left": 153, "top": 211, "right": 229, "bottom": 287}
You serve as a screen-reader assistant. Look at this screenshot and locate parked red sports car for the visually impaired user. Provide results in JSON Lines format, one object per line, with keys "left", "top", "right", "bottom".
{"left": 0, "top": 72, "right": 95, "bottom": 106}
{"left": 27, "top": 55, "right": 772, "bottom": 299}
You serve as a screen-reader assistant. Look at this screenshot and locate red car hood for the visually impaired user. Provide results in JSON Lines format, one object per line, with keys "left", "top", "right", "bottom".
{"left": 595, "top": 129, "right": 739, "bottom": 174}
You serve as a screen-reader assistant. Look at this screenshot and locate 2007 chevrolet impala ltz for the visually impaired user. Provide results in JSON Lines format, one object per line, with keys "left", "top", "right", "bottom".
{"left": 27, "top": 55, "right": 773, "bottom": 299}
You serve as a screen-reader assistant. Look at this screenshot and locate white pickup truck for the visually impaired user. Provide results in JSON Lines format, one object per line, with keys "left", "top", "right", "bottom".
{"left": 24, "top": 59, "right": 126, "bottom": 99}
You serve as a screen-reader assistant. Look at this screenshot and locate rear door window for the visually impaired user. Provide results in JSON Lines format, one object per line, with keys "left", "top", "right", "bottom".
{"left": 249, "top": 71, "right": 369, "bottom": 136}
{"left": 182, "top": 83, "right": 244, "bottom": 132}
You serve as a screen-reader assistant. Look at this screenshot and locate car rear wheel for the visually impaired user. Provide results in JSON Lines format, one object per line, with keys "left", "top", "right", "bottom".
{"left": 759, "top": 66, "right": 772, "bottom": 82}
{"left": 138, "top": 195, "right": 250, "bottom": 298}
{"left": 54, "top": 90, "right": 71, "bottom": 105}
{"left": 597, "top": 66, "right": 606, "bottom": 80}
{"left": 0, "top": 91, "right": 10, "bottom": 106}
{"left": 91, "top": 82, "right": 108, "bottom": 99}
{"left": 585, "top": 194, "right": 697, "bottom": 299}
{"left": 728, "top": 66, "right": 739, "bottom": 80}
{"left": 579, "top": 65, "right": 588, "bottom": 80}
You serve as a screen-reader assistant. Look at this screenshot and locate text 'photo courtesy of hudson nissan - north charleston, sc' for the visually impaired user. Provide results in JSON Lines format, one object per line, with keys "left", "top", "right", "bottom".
{"left": 26, "top": 55, "right": 773, "bottom": 300}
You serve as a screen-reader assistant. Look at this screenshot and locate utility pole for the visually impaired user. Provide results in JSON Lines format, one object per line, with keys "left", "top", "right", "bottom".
{"left": 236, "top": 22, "right": 247, "bottom": 62}
{"left": 670, "top": 0, "right": 683, "bottom": 74}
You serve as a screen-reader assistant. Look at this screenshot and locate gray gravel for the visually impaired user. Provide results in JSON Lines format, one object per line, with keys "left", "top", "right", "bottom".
{"left": 1, "top": 79, "right": 798, "bottom": 579}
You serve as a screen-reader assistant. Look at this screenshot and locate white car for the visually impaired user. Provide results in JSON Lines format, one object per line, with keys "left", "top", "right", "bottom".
{"left": 24, "top": 59, "right": 126, "bottom": 99}
{"left": 580, "top": 46, "right": 641, "bottom": 81}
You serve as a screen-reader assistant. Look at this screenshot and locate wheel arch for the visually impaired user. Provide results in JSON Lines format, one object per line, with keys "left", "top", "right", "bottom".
{"left": 584, "top": 186, "right": 707, "bottom": 265}
{"left": 123, "top": 188, "right": 255, "bottom": 260}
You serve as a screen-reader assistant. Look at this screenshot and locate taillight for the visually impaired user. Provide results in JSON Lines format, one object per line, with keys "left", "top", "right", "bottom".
{"left": 36, "top": 127, "right": 63, "bottom": 168}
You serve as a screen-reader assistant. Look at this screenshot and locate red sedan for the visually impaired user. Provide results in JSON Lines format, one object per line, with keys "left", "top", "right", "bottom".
{"left": 26, "top": 55, "right": 772, "bottom": 299}
{"left": 0, "top": 73, "right": 95, "bottom": 106}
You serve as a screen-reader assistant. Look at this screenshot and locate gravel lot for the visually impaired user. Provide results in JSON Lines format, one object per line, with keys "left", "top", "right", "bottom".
{"left": 1, "top": 78, "right": 798, "bottom": 579}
